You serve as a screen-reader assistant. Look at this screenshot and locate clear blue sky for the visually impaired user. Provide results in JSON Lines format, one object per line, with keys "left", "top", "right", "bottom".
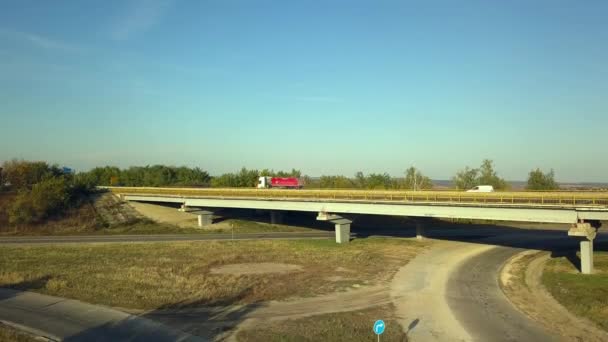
{"left": 1, "top": 1, "right": 607, "bottom": 181}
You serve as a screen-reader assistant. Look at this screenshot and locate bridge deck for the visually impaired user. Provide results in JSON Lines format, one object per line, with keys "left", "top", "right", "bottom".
{"left": 105, "top": 187, "right": 608, "bottom": 208}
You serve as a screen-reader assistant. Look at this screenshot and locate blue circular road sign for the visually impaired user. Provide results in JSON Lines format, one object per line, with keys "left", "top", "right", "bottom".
{"left": 373, "top": 320, "right": 385, "bottom": 335}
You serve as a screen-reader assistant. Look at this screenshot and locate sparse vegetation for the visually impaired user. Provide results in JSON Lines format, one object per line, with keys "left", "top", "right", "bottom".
{"left": 542, "top": 246, "right": 608, "bottom": 331}
{"left": 237, "top": 305, "right": 406, "bottom": 341}
{"left": 0, "top": 238, "right": 428, "bottom": 310}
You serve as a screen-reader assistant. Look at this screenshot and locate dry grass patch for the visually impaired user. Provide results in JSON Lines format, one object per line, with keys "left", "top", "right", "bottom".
{"left": 0, "top": 238, "right": 429, "bottom": 310}
{"left": 237, "top": 305, "right": 406, "bottom": 342}
{"left": 0, "top": 324, "right": 38, "bottom": 342}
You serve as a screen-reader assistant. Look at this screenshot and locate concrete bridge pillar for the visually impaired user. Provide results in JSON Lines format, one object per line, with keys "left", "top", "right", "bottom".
{"left": 334, "top": 221, "right": 351, "bottom": 244}
{"left": 568, "top": 222, "right": 598, "bottom": 274}
{"left": 580, "top": 240, "right": 593, "bottom": 274}
{"left": 197, "top": 212, "right": 214, "bottom": 227}
{"left": 270, "top": 211, "right": 284, "bottom": 225}
{"left": 317, "top": 212, "right": 352, "bottom": 244}
{"left": 416, "top": 222, "right": 425, "bottom": 240}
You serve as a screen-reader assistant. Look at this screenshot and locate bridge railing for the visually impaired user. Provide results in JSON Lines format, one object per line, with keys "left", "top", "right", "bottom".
{"left": 103, "top": 186, "right": 608, "bottom": 207}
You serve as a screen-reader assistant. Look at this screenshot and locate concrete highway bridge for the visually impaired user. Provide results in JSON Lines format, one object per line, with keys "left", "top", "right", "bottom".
{"left": 105, "top": 187, "right": 608, "bottom": 274}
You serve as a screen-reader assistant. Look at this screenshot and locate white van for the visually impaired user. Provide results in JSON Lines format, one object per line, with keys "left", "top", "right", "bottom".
{"left": 466, "top": 185, "right": 494, "bottom": 193}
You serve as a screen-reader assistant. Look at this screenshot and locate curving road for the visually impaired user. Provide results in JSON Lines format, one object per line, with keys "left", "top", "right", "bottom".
{"left": 447, "top": 246, "right": 556, "bottom": 341}
{"left": 392, "top": 229, "right": 606, "bottom": 342}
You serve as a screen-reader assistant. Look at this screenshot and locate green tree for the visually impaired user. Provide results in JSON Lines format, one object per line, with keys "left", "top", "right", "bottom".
{"left": 365, "top": 173, "right": 393, "bottom": 189}
{"left": 276, "top": 169, "right": 302, "bottom": 177}
{"left": 354, "top": 171, "right": 367, "bottom": 189}
{"left": 211, "top": 173, "right": 238, "bottom": 187}
{"left": 319, "top": 175, "right": 354, "bottom": 188}
{"left": 404, "top": 166, "right": 433, "bottom": 190}
{"left": 453, "top": 160, "right": 508, "bottom": 190}
{"left": 452, "top": 166, "right": 479, "bottom": 190}
{"left": 477, "top": 159, "right": 507, "bottom": 190}
{"left": 526, "top": 168, "right": 559, "bottom": 190}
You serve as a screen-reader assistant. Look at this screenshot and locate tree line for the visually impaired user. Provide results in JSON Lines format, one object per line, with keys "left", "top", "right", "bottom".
{"left": 1, "top": 159, "right": 561, "bottom": 193}
{"left": 79, "top": 165, "right": 211, "bottom": 187}
{"left": 0, "top": 158, "right": 567, "bottom": 227}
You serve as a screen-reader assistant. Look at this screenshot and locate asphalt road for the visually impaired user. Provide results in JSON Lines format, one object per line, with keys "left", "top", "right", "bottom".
{"left": 447, "top": 246, "right": 557, "bottom": 341}
{"left": 0, "top": 231, "right": 333, "bottom": 245}
{"left": 393, "top": 230, "right": 607, "bottom": 342}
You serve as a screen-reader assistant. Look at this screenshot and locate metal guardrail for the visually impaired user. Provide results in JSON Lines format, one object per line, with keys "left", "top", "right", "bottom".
{"left": 104, "top": 186, "right": 608, "bottom": 207}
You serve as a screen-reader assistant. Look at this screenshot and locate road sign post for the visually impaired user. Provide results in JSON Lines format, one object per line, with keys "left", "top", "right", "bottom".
{"left": 373, "top": 319, "right": 385, "bottom": 341}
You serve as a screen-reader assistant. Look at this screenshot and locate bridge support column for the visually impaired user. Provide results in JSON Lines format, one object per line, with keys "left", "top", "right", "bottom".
{"left": 580, "top": 240, "right": 593, "bottom": 274}
{"left": 317, "top": 212, "right": 352, "bottom": 244}
{"left": 416, "top": 222, "right": 425, "bottom": 240}
{"left": 270, "top": 211, "right": 284, "bottom": 225}
{"left": 197, "top": 212, "right": 213, "bottom": 227}
{"left": 568, "top": 222, "right": 598, "bottom": 274}
{"left": 334, "top": 222, "right": 351, "bottom": 244}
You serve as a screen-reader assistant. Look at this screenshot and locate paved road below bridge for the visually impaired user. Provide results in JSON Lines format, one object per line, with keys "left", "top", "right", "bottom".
{"left": 0, "top": 232, "right": 333, "bottom": 245}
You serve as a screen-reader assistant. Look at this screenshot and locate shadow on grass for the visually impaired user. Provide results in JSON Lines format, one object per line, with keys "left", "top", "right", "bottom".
{"left": 549, "top": 249, "right": 583, "bottom": 272}
{"left": 62, "top": 287, "right": 263, "bottom": 341}
{"left": 1, "top": 276, "right": 261, "bottom": 341}
{"left": 0, "top": 276, "right": 53, "bottom": 301}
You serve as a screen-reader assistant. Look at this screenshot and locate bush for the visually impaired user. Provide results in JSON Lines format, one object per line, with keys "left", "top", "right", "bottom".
{"left": 1, "top": 159, "right": 62, "bottom": 190}
{"left": 8, "top": 177, "right": 71, "bottom": 224}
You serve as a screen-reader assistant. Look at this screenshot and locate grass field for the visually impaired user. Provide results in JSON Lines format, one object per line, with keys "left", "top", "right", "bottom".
{"left": 543, "top": 244, "right": 608, "bottom": 331}
{"left": 237, "top": 305, "right": 406, "bottom": 341}
{"left": 0, "top": 238, "right": 428, "bottom": 310}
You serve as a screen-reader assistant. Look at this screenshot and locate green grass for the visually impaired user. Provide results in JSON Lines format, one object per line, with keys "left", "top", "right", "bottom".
{"left": 0, "top": 325, "right": 37, "bottom": 342}
{"left": 0, "top": 238, "right": 428, "bottom": 311}
{"left": 542, "top": 246, "right": 608, "bottom": 331}
{"left": 237, "top": 305, "right": 407, "bottom": 342}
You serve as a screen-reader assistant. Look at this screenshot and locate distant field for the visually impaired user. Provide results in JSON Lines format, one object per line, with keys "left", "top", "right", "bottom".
{"left": 0, "top": 238, "right": 429, "bottom": 310}
{"left": 543, "top": 244, "right": 608, "bottom": 331}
